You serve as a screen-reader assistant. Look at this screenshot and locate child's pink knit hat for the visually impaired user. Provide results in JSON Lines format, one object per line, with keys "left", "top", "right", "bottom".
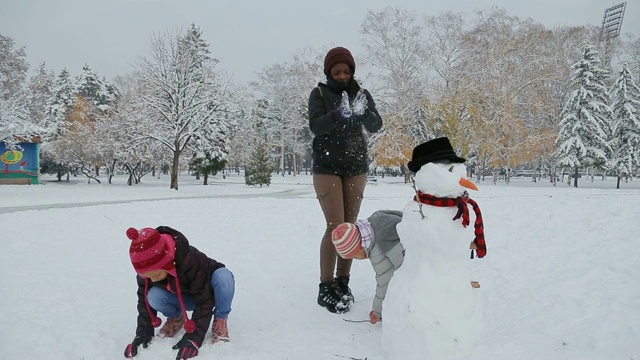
{"left": 332, "top": 223, "right": 363, "bottom": 259}
{"left": 127, "top": 227, "right": 175, "bottom": 274}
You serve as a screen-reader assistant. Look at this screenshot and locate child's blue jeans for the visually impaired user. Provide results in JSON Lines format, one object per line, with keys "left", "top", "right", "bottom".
{"left": 147, "top": 267, "right": 235, "bottom": 319}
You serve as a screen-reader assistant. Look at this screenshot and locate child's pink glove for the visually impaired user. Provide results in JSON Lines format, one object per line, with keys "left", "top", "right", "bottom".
{"left": 369, "top": 311, "right": 381, "bottom": 324}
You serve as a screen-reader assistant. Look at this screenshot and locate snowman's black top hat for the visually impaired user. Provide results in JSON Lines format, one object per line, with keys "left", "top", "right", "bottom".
{"left": 407, "top": 137, "right": 466, "bottom": 173}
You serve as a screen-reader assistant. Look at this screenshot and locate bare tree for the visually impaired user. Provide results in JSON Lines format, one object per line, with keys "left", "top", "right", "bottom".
{"left": 0, "top": 34, "right": 40, "bottom": 146}
{"left": 46, "top": 95, "right": 102, "bottom": 183}
{"left": 250, "top": 48, "right": 324, "bottom": 177}
{"left": 135, "top": 25, "right": 231, "bottom": 189}
{"left": 93, "top": 85, "right": 159, "bottom": 185}
{"left": 423, "top": 11, "right": 469, "bottom": 94}
{"left": 360, "top": 7, "right": 429, "bottom": 168}
{"left": 456, "top": 9, "right": 566, "bottom": 177}
{"left": 619, "top": 32, "right": 640, "bottom": 83}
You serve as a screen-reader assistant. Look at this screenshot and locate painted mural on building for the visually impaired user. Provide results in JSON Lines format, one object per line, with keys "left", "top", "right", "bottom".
{"left": 0, "top": 141, "right": 40, "bottom": 184}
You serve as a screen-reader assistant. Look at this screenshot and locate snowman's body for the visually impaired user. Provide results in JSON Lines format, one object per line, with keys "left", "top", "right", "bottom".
{"left": 381, "top": 162, "right": 483, "bottom": 360}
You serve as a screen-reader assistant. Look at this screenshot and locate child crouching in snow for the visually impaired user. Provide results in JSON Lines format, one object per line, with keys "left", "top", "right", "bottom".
{"left": 331, "top": 210, "right": 405, "bottom": 324}
{"left": 123, "top": 226, "right": 235, "bottom": 360}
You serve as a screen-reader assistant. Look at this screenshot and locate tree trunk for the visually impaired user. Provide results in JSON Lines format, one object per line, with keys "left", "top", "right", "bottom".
{"left": 616, "top": 176, "right": 621, "bottom": 189}
{"left": 171, "top": 149, "right": 181, "bottom": 190}
{"left": 134, "top": 161, "right": 142, "bottom": 184}
{"left": 124, "top": 163, "right": 134, "bottom": 186}
{"left": 204, "top": 173, "right": 209, "bottom": 185}
{"left": 107, "top": 159, "right": 117, "bottom": 184}
{"left": 81, "top": 164, "right": 101, "bottom": 184}
{"left": 573, "top": 166, "right": 579, "bottom": 188}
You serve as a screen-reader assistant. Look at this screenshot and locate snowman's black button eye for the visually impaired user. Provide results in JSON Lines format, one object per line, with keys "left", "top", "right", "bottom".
{"left": 449, "top": 166, "right": 454, "bottom": 172}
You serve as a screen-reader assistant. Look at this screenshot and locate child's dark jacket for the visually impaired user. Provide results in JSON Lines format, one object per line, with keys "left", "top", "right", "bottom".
{"left": 135, "top": 226, "right": 225, "bottom": 346}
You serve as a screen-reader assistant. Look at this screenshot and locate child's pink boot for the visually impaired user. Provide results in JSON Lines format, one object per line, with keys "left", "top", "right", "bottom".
{"left": 212, "top": 317, "right": 229, "bottom": 343}
{"left": 159, "top": 316, "right": 185, "bottom": 338}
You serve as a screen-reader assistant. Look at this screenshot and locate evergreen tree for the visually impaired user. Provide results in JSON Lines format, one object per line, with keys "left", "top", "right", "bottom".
{"left": 180, "top": 23, "right": 213, "bottom": 63}
{"left": 44, "top": 69, "right": 75, "bottom": 140}
{"left": 75, "top": 64, "right": 101, "bottom": 105}
{"left": 245, "top": 142, "right": 273, "bottom": 187}
{"left": 75, "top": 64, "right": 117, "bottom": 109}
{"left": 609, "top": 63, "right": 640, "bottom": 188}
{"left": 99, "top": 76, "right": 120, "bottom": 108}
{"left": 556, "top": 41, "right": 612, "bottom": 187}
{"left": 190, "top": 148, "right": 228, "bottom": 185}
{"left": 27, "top": 62, "right": 55, "bottom": 128}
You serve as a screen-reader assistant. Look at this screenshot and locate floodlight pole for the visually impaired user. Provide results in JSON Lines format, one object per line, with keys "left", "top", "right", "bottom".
{"left": 600, "top": 2, "right": 627, "bottom": 71}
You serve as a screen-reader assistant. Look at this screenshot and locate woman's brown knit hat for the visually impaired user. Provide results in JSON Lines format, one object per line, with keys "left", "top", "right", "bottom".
{"left": 324, "top": 47, "right": 356, "bottom": 76}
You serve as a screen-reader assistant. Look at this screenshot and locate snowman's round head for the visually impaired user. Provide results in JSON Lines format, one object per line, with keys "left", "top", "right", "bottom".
{"left": 414, "top": 161, "right": 478, "bottom": 197}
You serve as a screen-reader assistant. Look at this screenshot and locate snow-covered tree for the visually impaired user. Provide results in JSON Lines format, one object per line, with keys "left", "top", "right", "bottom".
{"left": 45, "top": 95, "right": 103, "bottom": 183}
{"left": 27, "top": 62, "right": 55, "bottom": 128}
{"left": 43, "top": 69, "right": 75, "bottom": 140}
{"left": 226, "top": 95, "right": 264, "bottom": 171}
{"left": 75, "top": 64, "right": 101, "bottom": 104}
{"left": 556, "top": 41, "right": 613, "bottom": 187}
{"left": 0, "top": 86, "right": 33, "bottom": 145}
{"left": 94, "top": 94, "right": 159, "bottom": 185}
{"left": 112, "top": 73, "right": 138, "bottom": 97}
{"left": 135, "top": 25, "right": 233, "bottom": 190}
{"left": 360, "top": 7, "right": 427, "bottom": 165}
{"left": 608, "top": 63, "right": 640, "bottom": 188}
{"left": 75, "top": 64, "right": 118, "bottom": 110}
{"left": 0, "top": 34, "right": 41, "bottom": 145}
{"left": 189, "top": 149, "right": 227, "bottom": 185}
{"left": 287, "top": 46, "right": 324, "bottom": 174}
{"left": 0, "top": 34, "right": 29, "bottom": 101}
{"left": 251, "top": 62, "right": 309, "bottom": 175}
{"left": 245, "top": 141, "right": 273, "bottom": 187}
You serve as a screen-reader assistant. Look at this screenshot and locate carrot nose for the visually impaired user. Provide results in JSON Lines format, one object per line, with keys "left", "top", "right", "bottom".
{"left": 459, "top": 177, "right": 479, "bottom": 191}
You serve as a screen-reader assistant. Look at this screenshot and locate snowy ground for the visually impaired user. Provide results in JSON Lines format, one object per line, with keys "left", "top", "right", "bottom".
{"left": 1, "top": 172, "right": 639, "bottom": 360}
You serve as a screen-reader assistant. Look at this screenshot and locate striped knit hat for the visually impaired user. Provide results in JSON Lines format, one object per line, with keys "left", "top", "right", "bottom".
{"left": 332, "top": 223, "right": 363, "bottom": 259}
{"left": 127, "top": 227, "right": 175, "bottom": 274}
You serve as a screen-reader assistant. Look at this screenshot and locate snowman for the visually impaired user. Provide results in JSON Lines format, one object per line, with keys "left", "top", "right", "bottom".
{"left": 381, "top": 137, "right": 487, "bottom": 360}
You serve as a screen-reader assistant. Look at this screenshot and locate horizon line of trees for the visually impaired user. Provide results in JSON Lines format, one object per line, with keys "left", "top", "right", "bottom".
{"left": 1, "top": 6, "right": 639, "bottom": 189}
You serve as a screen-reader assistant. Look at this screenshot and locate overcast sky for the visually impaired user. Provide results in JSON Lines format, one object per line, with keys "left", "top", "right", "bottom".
{"left": 1, "top": 0, "right": 638, "bottom": 85}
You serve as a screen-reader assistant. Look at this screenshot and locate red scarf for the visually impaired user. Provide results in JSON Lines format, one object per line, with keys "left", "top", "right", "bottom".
{"left": 414, "top": 190, "right": 487, "bottom": 259}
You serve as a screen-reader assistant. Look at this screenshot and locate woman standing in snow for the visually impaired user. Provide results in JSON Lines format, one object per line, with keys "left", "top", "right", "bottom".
{"left": 123, "top": 226, "right": 235, "bottom": 359}
{"left": 307, "top": 46, "right": 383, "bottom": 314}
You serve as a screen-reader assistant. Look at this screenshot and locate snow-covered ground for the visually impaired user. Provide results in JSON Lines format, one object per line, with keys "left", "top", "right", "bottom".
{"left": 1, "top": 172, "right": 639, "bottom": 360}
